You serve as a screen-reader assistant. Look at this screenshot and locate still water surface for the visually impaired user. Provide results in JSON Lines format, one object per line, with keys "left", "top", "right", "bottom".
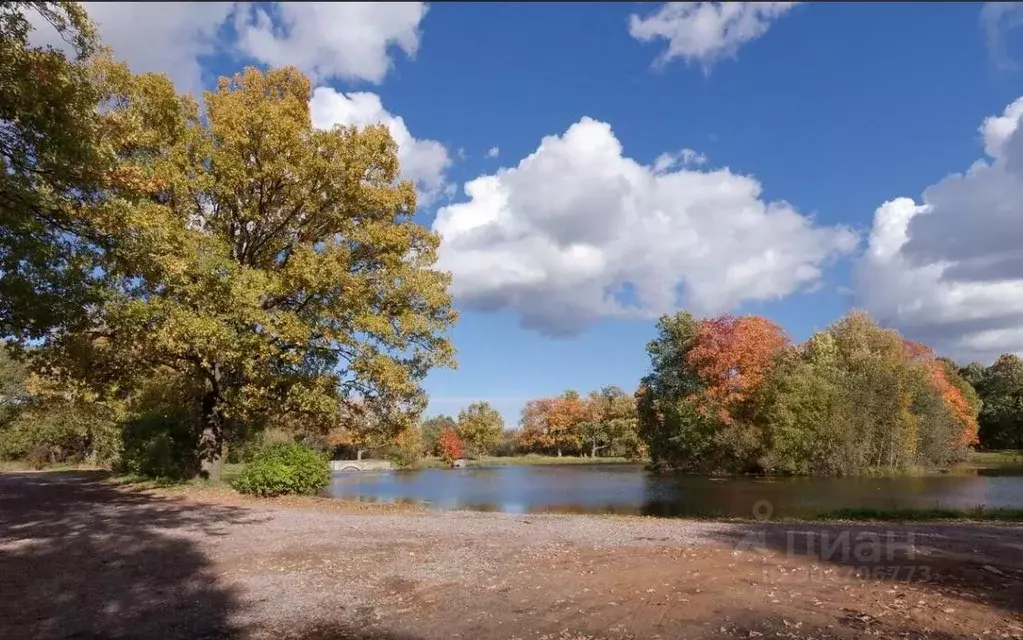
{"left": 327, "top": 463, "right": 1023, "bottom": 518}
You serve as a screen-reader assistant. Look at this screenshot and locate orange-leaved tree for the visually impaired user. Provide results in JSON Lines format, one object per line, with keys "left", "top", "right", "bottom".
{"left": 517, "top": 391, "right": 587, "bottom": 456}
{"left": 902, "top": 341, "right": 981, "bottom": 449}
{"left": 685, "top": 314, "right": 790, "bottom": 424}
{"left": 437, "top": 427, "right": 463, "bottom": 463}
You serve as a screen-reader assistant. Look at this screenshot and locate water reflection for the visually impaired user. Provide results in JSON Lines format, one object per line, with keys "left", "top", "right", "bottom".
{"left": 327, "top": 463, "right": 1023, "bottom": 518}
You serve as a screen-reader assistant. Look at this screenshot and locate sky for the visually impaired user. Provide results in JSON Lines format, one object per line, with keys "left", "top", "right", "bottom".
{"left": 27, "top": 1, "right": 1023, "bottom": 426}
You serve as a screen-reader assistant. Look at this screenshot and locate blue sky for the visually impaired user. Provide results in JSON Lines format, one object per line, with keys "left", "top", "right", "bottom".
{"left": 36, "top": 2, "right": 1023, "bottom": 426}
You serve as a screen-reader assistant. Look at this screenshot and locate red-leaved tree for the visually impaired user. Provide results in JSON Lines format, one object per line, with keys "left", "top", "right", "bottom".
{"left": 437, "top": 427, "right": 463, "bottom": 463}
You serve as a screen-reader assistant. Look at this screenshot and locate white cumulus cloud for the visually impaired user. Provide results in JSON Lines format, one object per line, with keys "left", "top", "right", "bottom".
{"left": 234, "top": 2, "right": 428, "bottom": 85}
{"left": 653, "top": 148, "right": 708, "bottom": 172}
{"left": 854, "top": 97, "right": 1023, "bottom": 362}
{"left": 27, "top": 2, "right": 234, "bottom": 97}
{"left": 309, "top": 88, "right": 452, "bottom": 207}
{"left": 981, "top": 2, "right": 1023, "bottom": 70}
{"left": 629, "top": 2, "right": 799, "bottom": 71}
{"left": 25, "top": 2, "right": 428, "bottom": 93}
{"left": 486, "top": 146, "right": 501, "bottom": 159}
{"left": 432, "top": 117, "right": 858, "bottom": 337}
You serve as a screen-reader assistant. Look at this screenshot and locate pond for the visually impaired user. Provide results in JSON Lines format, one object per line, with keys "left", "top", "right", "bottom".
{"left": 327, "top": 463, "right": 1023, "bottom": 519}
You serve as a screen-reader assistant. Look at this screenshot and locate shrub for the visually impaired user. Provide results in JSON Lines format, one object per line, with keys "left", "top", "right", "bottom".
{"left": 232, "top": 442, "right": 330, "bottom": 497}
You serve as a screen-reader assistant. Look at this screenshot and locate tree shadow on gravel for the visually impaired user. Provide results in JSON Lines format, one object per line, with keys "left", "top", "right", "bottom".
{"left": 0, "top": 472, "right": 439, "bottom": 640}
{"left": 703, "top": 520, "right": 1023, "bottom": 619}
{"left": 0, "top": 471, "right": 265, "bottom": 640}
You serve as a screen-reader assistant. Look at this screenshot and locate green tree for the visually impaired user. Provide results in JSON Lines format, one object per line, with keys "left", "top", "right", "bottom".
{"left": 0, "top": 345, "right": 29, "bottom": 424}
{"left": 636, "top": 311, "right": 716, "bottom": 470}
{"left": 973, "top": 354, "right": 1023, "bottom": 449}
{"left": 582, "top": 385, "right": 638, "bottom": 458}
{"left": 327, "top": 399, "right": 405, "bottom": 461}
{"left": 46, "top": 65, "right": 457, "bottom": 479}
{"left": 420, "top": 414, "right": 456, "bottom": 456}
{"left": 456, "top": 401, "right": 504, "bottom": 457}
{"left": 0, "top": 366, "right": 120, "bottom": 466}
{"left": 0, "top": 3, "right": 114, "bottom": 341}
{"left": 387, "top": 425, "right": 424, "bottom": 468}
{"left": 758, "top": 351, "right": 847, "bottom": 475}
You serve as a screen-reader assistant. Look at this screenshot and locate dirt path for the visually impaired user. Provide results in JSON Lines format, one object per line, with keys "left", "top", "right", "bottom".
{"left": 2, "top": 472, "right": 1022, "bottom": 639}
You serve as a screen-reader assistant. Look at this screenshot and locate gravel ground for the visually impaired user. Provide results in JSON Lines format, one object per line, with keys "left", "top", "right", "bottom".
{"left": 2, "top": 471, "right": 1022, "bottom": 640}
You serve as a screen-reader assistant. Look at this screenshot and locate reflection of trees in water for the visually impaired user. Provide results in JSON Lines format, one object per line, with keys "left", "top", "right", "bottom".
{"left": 336, "top": 465, "right": 1023, "bottom": 518}
{"left": 640, "top": 471, "right": 1023, "bottom": 518}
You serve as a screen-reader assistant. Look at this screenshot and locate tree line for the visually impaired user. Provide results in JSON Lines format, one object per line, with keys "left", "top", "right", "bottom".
{"left": 414, "top": 387, "right": 645, "bottom": 463}
{"left": 637, "top": 310, "right": 996, "bottom": 475}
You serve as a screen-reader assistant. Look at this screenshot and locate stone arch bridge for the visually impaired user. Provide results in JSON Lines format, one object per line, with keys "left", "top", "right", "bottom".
{"left": 329, "top": 460, "right": 393, "bottom": 472}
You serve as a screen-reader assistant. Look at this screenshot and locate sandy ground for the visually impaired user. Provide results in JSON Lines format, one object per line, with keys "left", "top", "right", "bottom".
{"left": 1, "top": 472, "right": 1023, "bottom": 640}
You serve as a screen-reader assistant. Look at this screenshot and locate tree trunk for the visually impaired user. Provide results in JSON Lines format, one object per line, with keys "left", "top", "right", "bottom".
{"left": 357, "top": 449, "right": 364, "bottom": 461}
{"left": 557, "top": 448, "right": 562, "bottom": 457}
{"left": 591, "top": 442, "right": 598, "bottom": 458}
{"left": 198, "top": 390, "right": 223, "bottom": 481}
{"left": 197, "top": 364, "right": 224, "bottom": 482}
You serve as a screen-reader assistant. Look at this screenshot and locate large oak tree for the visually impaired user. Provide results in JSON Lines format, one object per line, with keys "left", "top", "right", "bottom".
{"left": 44, "top": 64, "right": 457, "bottom": 478}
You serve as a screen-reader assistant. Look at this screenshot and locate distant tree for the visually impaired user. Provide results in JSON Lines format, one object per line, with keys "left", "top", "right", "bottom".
{"left": 387, "top": 426, "right": 425, "bottom": 468}
{"left": 929, "top": 358, "right": 981, "bottom": 449}
{"left": 638, "top": 309, "right": 979, "bottom": 474}
{"left": 758, "top": 350, "right": 846, "bottom": 475}
{"left": 0, "top": 346, "right": 29, "bottom": 424}
{"left": 686, "top": 314, "right": 789, "bottom": 424}
{"left": 518, "top": 398, "right": 554, "bottom": 453}
{"left": 437, "top": 427, "right": 463, "bottom": 464}
{"left": 518, "top": 391, "right": 586, "bottom": 457}
{"left": 420, "top": 414, "right": 457, "bottom": 456}
{"left": 581, "top": 385, "right": 638, "bottom": 458}
{"left": 492, "top": 428, "right": 520, "bottom": 457}
{"left": 973, "top": 354, "right": 1023, "bottom": 449}
{"left": 0, "top": 366, "right": 120, "bottom": 465}
{"left": 456, "top": 401, "right": 504, "bottom": 457}
{"left": 327, "top": 400, "right": 403, "bottom": 461}
{"left": 958, "top": 361, "right": 987, "bottom": 390}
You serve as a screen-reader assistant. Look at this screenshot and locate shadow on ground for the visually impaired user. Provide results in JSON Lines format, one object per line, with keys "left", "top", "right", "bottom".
{"left": 705, "top": 520, "right": 1023, "bottom": 619}
{"left": 0, "top": 472, "right": 438, "bottom": 640}
{"left": 0, "top": 471, "right": 255, "bottom": 639}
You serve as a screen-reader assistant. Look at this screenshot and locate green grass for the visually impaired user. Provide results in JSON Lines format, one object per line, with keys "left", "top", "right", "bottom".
{"left": 812, "top": 506, "right": 1023, "bottom": 522}
{"left": 0, "top": 460, "right": 106, "bottom": 473}
{"left": 106, "top": 462, "right": 246, "bottom": 490}
{"left": 970, "top": 449, "right": 1023, "bottom": 466}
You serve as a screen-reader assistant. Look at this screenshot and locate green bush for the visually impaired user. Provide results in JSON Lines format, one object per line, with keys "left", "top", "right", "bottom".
{"left": 232, "top": 442, "right": 330, "bottom": 497}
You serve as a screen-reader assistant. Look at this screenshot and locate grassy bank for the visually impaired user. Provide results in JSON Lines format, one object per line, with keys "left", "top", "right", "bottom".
{"left": 812, "top": 506, "right": 1023, "bottom": 522}
{"left": 970, "top": 449, "right": 1023, "bottom": 466}
{"left": 0, "top": 460, "right": 108, "bottom": 473}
